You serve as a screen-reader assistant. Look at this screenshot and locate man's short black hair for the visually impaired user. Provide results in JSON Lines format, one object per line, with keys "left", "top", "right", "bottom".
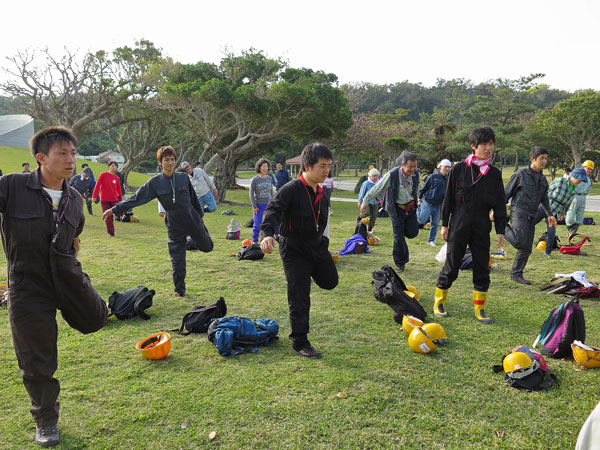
{"left": 22, "top": 162, "right": 29, "bottom": 167}
{"left": 396, "top": 151, "right": 417, "bottom": 167}
{"left": 469, "top": 126, "right": 496, "bottom": 149}
{"left": 564, "top": 167, "right": 572, "bottom": 174}
{"left": 300, "top": 143, "right": 333, "bottom": 170}
{"left": 530, "top": 146, "right": 548, "bottom": 160}
{"left": 108, "top": 161, "right": 118, "bottom": 168}
{"left": 194, "top": 161, "right": 202, "bottom": 167}
{"left": 30, "top": 126, "right": 78, "bottom": 159}
{"left": 81, "top": 163, "right": 89, "bottom": 168}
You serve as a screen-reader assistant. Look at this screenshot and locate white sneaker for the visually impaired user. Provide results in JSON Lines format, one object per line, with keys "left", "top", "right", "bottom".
{"left": 428, "top": 241, "right": 437, "bottom": 246}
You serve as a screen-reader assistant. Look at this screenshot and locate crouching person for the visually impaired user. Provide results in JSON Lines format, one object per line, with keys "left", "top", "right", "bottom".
{"left": 260, "top": 143, "right": 338, "bottom": 359}
{"left": 434, "top": 126, "right": 507, "bottom": 323}
{"left": 1, "top": 126, "right": 108, "bottom": 447}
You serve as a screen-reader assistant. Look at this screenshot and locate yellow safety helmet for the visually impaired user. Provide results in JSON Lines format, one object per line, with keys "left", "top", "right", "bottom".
{"left": 582, "top": 160, "right": 595, "bottom": 170}
{"left": 330, "top": 251, "right": 339, "bottom": 264}
{"left": 571, "top": 341, "right": 600, "bottom": 369}
{"left": 367, "top": 235, "right": 380, "bottom": 246}
{"left": 536, "top": 240, "right": 547, "bottom": 251}
{"left": 136, "top": 332, "right": 171, "bottom": 360}
{"left": 360, "top": 217, "right": 370, "bottom": 225}
{"left": 130, "top": 215, "right": 139, "bottom": 222}
{"left": 422, "top": 323, "right": 447, "bottom": 345}
{"left": 404, "top": 285, "right": 419, "bottom": 300}
{"left": 408, "top": 326, "right": 437, "bottom": 354}
{"left": 503, "top": 351, "right": 537, "bottom": 379}
{"left": 402, "top": 315, "right": 425, "bottom": 335}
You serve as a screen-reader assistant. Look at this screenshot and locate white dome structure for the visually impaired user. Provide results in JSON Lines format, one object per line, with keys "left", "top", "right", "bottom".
{"left": 0, "top": 115, "right": 34, "bottom": 148}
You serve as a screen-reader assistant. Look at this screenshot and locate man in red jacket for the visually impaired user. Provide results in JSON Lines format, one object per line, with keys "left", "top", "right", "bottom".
{"left": 92, "top": 161, "right": 122, "bottom": 236}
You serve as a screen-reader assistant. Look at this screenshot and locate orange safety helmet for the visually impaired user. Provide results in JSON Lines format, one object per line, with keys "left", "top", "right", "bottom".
{"left": 241, "top": 239, "right": 253, "bottom": 248}
{"left": 136, "top": 332, "right": 171, "bottom": 360}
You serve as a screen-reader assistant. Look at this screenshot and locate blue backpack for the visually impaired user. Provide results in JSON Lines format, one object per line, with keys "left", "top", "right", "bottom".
{"left": 207, "top": 316, "right": 279, "bottom": 356}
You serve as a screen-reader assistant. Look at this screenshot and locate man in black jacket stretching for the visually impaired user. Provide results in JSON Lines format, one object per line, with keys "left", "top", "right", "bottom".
{"left": 433, "top": 126, "right": 507, "bottom": 323}
{"left": 260, "top": 143, "right": 338, "bottom": 359}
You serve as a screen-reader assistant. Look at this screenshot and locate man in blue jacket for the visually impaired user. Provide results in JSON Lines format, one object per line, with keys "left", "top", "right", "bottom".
{"left": 417, "top": 159, "right": 451, "bottom": 246}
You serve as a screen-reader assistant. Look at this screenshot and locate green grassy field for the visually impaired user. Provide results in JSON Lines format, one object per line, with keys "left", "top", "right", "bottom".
{"left": 1, "top": 146, "right": 600, "bottom": 449}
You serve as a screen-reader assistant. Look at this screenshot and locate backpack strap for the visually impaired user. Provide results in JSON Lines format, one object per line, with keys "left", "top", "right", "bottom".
{"left": 538, "top": 302, "right": 568, "bottom": 347}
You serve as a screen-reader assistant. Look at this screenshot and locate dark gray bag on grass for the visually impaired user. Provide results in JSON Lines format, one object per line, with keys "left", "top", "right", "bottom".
{"left": 172, "top": 297, "right": 227, "bottom": 335}
{"left": 108, "top": 285, "right": 154, "bottom": 320}
{"left": 237, "top": 243, "right": 264, "bottom": 260}
{"left": 372, "top": 265, "right": 427, "bottom": 323}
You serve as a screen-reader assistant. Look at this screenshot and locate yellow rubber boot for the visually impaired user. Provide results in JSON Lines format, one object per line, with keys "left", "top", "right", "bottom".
{"left": 433, "top": 287, "right": 449, "bottom": 318}
{"left": 473, "top": 290, "right": 493, "bottom": 324}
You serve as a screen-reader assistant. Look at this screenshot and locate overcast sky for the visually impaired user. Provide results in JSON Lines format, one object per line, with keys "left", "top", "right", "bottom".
{"left": 2, "top": 0, "right": 599, "bottom": 92}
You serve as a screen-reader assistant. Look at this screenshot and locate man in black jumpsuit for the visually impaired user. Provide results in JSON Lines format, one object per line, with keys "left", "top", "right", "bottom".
{"left": 433, "top": 126, "right": 507, "bottom": 323}
{"left": 1, "top": 126, "right": 108, "bottom": 447}
{"left": 102, "top": 146, "right": 213, "bottom": 297}
{"left": 504, "top": 146, "right": 555, "bottom": 285}
{"left": 260, "top": 143, "right": 338, "bottom": 359}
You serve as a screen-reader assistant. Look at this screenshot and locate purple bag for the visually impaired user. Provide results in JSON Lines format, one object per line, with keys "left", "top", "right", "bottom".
{"left": 534, "top": 300, "right": 585, "bottom": 359}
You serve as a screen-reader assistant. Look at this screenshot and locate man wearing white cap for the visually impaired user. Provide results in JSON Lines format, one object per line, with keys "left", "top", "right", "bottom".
{"left": 417, "top": 159, "right": 451, "bottom": 246}
{"left": 357, "top": 168, "right": 381, "bottom": 231}
{"left": 181, "top": 161, "right": 219, "bottom": 212}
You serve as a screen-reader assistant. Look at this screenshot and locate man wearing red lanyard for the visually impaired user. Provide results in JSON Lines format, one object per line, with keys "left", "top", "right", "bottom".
{"left": 260, "top": 143, "right": 338, "bottom": 359}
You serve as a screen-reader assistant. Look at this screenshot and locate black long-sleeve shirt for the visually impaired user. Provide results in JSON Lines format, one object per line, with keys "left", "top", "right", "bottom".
{"left": 261, "top": 178, "right": 329, "bottom": 240}
{"left": 441, "top": 161, "right": 507, "bottom": 235}
{"left": 505, "top": 166, "right": 551, "bottom": 217}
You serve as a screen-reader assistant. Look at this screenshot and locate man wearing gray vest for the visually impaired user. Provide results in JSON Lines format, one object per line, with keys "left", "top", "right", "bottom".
{"left": 360, "top": 151, "right": 420, "bottom": 272}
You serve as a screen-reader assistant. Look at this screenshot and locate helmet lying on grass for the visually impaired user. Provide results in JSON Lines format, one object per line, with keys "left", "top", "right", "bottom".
{"left": 572, "top": 341, "right": 600, "bottom": 369}
{"left": 136, "top": 332, "right": 171, "bottom": 360}
{"left": 408, "top": 326, "right": 437, "bottom": 354}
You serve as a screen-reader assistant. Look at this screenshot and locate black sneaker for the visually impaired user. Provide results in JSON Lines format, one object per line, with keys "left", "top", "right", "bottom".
{"left": 35, "top": 425, "right": 59, "bottom": 447}
{"left": 511, "top": 275, "right": 532, "bottom": 285}
{"left": 175, "top": 291, "right": 186, "bottom": 298}
{"left": 396, "top": 263, "right": 405, "bottom": 273}
{"left": 294, "top": 345, "right": 322, "bottom": 359}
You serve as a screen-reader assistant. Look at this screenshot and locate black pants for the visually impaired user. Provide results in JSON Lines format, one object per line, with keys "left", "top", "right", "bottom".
{"left": 279, "top": 236, "right": 338, "bottom": 349}
{"left": 8, "top": 247, "right": 107, "bottom": 427}
{"left": 390, "top": 208, "right": 419, "bottom": 265}
{"left": 505, "top": 209, "right": 536, "bottom": 277}
{"left": 437, "top": 226, "right": 491, "bottom": 292}
{"left": 166, "top": 214, "right": 213, "bottom": 294}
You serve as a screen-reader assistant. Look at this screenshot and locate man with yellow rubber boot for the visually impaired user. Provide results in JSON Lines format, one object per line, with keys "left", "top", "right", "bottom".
{"left": 433, "top": 127, "right": 507, "bottom": 323}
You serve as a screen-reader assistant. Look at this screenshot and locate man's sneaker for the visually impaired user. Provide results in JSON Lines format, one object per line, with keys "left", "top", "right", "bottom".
{"left": 428, "top": 241, "right": 437, "bottom": 246}
{"left": 396, "top": 263, "right": 405, "bottom": 273}
{"left": 511, "top": 275, "right": 532, "bottom": 285}
{"left": 175, "top": 290, "right": 186, "bottom": 298}
{"left": 35, "top": 425, "right": 59, "bottom": 447}
{"left": 294, "top": 345, "right": 322, "bottom": 359}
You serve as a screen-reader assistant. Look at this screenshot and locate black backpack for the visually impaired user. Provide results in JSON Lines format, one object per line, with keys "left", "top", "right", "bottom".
{"left": 536, "top": 232, "right": 561, "bottom": 250}
{"left": 237, "top": 243, "right": 265, "bottom": 260}
{"left": 172, "top": 297, "right": 227, "bottom": 335}
{"left": 108, "top": 285, "right": 155, "bottom": 320}
{"left": 372, "top": 265, "right": 427, "bottom": 323}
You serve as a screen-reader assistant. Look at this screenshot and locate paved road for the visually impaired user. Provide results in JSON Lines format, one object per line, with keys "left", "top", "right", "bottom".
{"left": 236, "top": 178, "right": 600, "bottom": 210}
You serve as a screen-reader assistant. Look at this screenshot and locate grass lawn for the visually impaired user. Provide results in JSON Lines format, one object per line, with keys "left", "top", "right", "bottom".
{"left": 1, "top": 146, "right": 600, "bottom": 449}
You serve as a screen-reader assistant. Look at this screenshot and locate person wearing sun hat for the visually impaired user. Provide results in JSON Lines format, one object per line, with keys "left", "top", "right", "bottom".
{"left": 417, "top": 159, "right": 451, "bottom": 246}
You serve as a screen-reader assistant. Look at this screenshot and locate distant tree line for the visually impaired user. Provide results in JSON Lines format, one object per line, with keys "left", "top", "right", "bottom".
{"left": 2, "top": 41, "right": 599, "bottom": 199}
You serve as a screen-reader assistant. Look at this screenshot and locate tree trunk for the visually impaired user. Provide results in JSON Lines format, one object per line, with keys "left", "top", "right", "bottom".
{"left": 214, "top": 155, "right": 239, "bottom": 202}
